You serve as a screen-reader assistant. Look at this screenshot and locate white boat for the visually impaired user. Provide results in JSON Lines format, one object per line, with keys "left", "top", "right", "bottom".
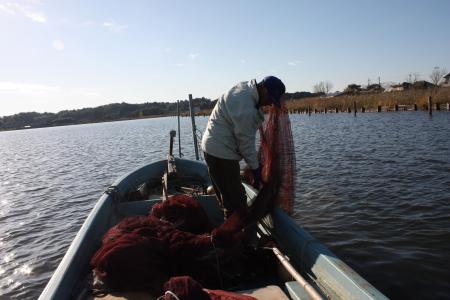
{"left": 39, "top": 152, "right": 389, "bottom": 299}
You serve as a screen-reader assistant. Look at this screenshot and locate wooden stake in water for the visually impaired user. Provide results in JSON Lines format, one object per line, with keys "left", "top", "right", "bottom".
{"left": 353, "top": 101, "right": 356, "bottom": 116}
{"left": 188, "top": 94, "right": 200, "bottom": 160}
{"left": 428, "top": 96, "right": 432, "bottom": 116}
{"left": 177, "top": 100, "right": 182, "bottom": 158}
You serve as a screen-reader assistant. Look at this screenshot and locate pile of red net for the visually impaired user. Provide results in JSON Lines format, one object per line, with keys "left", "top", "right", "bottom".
{"left": 151, "top": 194, "right": 213, "bottom": 234}
{"left": 162, "top": 276, "right": 256, "bottom": 300}
{"left": 90, "top": 195, "right": 246, "bottom": 294}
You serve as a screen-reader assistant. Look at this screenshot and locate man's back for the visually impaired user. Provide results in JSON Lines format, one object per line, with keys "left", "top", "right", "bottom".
{"left": 201, "top": 80, "right": 263, "bottom": 169}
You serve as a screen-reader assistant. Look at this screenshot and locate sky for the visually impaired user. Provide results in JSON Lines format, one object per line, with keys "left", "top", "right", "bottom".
{"left": 1, "top": 0, "right": 449, "bottom": 116}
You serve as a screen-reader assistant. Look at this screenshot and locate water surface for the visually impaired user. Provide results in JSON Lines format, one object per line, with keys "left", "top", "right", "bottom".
{"left": 1, "top": 112, "right": 449, "bottom": 299}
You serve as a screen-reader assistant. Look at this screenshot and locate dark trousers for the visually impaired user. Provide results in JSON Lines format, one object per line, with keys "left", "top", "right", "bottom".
{"left": 204, "top": 152, "right": 247, "bottom": 218}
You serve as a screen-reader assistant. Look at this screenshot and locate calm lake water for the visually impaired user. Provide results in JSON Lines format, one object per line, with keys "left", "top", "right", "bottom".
{"left": 1, "top": 112, "right": 450, "bottom": 299}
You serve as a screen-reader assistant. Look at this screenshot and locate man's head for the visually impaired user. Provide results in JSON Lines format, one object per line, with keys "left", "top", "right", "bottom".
{"left": 257, "top": 76, "right": 286, "bottom": 107}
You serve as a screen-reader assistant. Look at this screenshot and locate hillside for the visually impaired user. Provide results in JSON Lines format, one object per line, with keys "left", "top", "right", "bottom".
{"left": 0, "top": 98, "right": 214, "bottom": 131}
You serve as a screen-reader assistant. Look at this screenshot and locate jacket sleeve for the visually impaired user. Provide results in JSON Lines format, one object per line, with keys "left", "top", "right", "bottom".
{"left": 228, "top": 103, "right": 261, "bottom": 170}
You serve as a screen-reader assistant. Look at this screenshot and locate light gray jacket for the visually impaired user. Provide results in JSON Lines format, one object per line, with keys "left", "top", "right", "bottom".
{"left": 201, "top": 79, "right": 264, "bottom": 169}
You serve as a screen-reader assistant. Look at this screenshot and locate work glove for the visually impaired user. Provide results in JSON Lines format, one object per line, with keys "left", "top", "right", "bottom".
{"left": 252, "top": 166, "right": 261, "bottom": 189}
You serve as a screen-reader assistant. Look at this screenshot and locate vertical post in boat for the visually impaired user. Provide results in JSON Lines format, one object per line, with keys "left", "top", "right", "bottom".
{"left": 169, "top": 130, "right": 175, "bottom": 156}
{"left": 188, "top": 94, "right": 200, "bottom": 160}
{"left": 177, "top": 100, "right": 182, "bottom": 158}
{"left": 428, "top": 96, "right": 432, "bottom": 116}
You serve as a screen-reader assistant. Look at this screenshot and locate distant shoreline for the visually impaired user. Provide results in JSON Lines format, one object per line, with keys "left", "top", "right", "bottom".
{"left": 0, "top": 113, "right": 204, "bottom": 132}
{"left": 0, "top": 114, "right": 172, "bottom": 132}
{"left": 2, "top": 88, "right": 449, "bottom": 132}
{"left": 0, "top": 99, "right": 215, "bottom": 132}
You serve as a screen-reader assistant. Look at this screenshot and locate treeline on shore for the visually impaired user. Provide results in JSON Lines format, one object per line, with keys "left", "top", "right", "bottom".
{"left": 0, "top": 98, "right": 215, "bottom": 131}
{"left": 2, "top": 88, "right": 449, "bottom": 131}
{"left": 0, "top": 91, "right": 318, "bottom": 131}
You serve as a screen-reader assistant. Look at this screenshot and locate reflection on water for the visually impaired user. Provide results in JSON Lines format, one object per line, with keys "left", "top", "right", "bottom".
{"left": 1, "top": 112, "right": 450, "bottom": 299}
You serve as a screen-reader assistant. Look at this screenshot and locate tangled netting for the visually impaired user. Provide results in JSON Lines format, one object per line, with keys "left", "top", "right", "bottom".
{"left": 161, "top": 276, "right": 256, "bottom": 300}
{"left": 91, "top": 195, "right": 247, "bottom": 294}
{"left": 255, "top": 104, "right": 296, "bottom": 215}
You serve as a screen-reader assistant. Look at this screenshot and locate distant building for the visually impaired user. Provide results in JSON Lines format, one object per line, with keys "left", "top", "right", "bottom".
{"left": 389, "top": 82, "right": 411, "bottom": 92}
{"left": 438, "top": 73, "right": 450, "bottom": 87}
{"left": 326, "top": 91, "right": 344, "bottom": 97}
{"left": 412, "top": 80, "right": 435, "bottom": 89}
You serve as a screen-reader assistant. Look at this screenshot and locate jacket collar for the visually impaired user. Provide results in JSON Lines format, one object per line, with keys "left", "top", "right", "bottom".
{"left": 249, "top": 79, "right": 260, "bottom": 108}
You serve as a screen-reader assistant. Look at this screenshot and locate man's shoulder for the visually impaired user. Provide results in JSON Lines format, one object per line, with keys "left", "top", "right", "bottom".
{"left": 225, "top": 80, "right": 257, "bottom": 103}
{"left": 231, "top": 80, "right": 255, "bottom": 92}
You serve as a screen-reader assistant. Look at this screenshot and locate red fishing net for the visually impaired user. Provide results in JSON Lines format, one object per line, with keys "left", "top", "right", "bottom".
{"left": 91, "top": 228, "right": 168, "bottom": 291}
{"left": 255, "top": 104, "right": 296, "bottom": 215}
{"left": 162, "top": 276, "right": 256, "bottom": 300}
{"left": 90, "top": 195, "right": 246, "bottom": 294}
{"left": 151, "top": 194, "right": 213, "bottom": 234}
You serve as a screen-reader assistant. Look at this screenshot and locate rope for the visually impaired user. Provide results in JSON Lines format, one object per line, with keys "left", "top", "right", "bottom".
{"left": 157, "top": 290, "right": 181, "bottom": 300}
{"left": 91, "top": 288, "right": 108, "bottom": 298}
{"left": 210, "top": 234, "right": 224, "bottom": 289}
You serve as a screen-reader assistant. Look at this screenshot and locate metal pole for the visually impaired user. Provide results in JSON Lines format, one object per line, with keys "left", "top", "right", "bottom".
{"left": 177, "top": 100, "right": 182, "bottom": 157}
{"left": 188, "top": 94, "right": 200, "bottom": 160}
{"left": 272, "top": 247, "right": 323, "bottom": 300}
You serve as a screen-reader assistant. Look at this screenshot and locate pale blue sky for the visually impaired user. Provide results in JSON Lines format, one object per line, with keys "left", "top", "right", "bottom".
{"left": 1, "top": 0, "right": 449, "bottom": 116}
